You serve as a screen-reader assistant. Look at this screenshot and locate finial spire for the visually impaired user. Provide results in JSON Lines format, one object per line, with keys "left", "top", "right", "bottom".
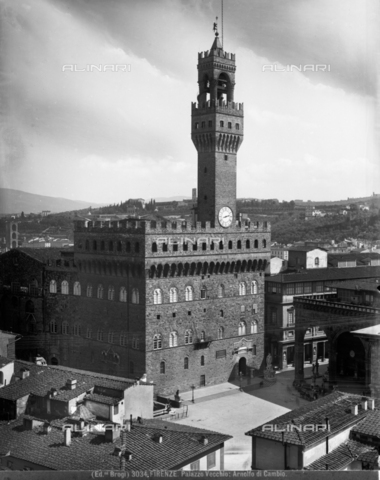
{"left": 213, "top": 17, "right": 219, "bottom": 37}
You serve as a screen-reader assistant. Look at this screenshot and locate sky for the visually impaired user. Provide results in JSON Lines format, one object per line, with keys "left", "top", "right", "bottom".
{"left": 0, "top": 0, "right": 379, "bottom": 204}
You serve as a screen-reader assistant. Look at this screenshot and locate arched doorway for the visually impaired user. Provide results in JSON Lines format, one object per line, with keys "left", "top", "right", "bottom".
{"left": 51, "top": 357, "right": 59, "bottom": 366}
{"left": 239, "top": 357, "right": 247, "bottom": 376}
{"left": 336, "top": 332, "right": 365, "bottom": 379}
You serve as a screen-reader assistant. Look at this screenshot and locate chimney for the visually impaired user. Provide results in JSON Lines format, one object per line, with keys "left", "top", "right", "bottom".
{"left": 154, "top": 433, "right": 163, "bottom": 443}
{"left": 350, "top": 404, "right": 358, "bottom": 415}
{"left": 66, "top": 379, "right": 77, "bottom": 390}
{"left": 43, "top": 422, "right": 51, "bottom": 434}
{"left": 105, "top": 424, "right": 121, "bottom": 443}
{"left": 368, "top": 398, "right": 375, "bottom": 410}
{"left": 79, "top": 419, "right": 85, "bottom": 431}
{"left": 361, "top": 399, "right": 368, "bottom": 411}
{"left": 20, "top": 368, "right": 30, "bottom": 379}
{"left": 63, "top": 425, "right": 72, "bottom": 447}
{"left": 201, "top": 435, "right": 208, "bottom": 446}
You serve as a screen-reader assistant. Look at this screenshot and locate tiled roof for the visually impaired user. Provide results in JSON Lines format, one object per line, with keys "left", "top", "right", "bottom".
{"left": 305, "top": 439, "right": 377, "bottom": 470}
{"left": 17, "top": 248, "right": 66, "bottom": 263}
{"left": 351, "top": 410, "right": 380, "bottom": 439}
{"left": 267, "top": 266, "right": 380, "bottom": 284}
{"left": 288, "top": 247, "right": 328, "bottom": 252}
{"left": 85, "top": 393, "right": 119, "bottom": 406}
{"left": 0, "top": 359, "right": 135, "bottom": 402}
{"left": 0, "top": 416, "right": 231, "bottom": 471}
{"left": 245, "top": 391, "right": 380, "bottom": 447}
{"left": 329, "top": 279, "right": 380, "bottom": 293}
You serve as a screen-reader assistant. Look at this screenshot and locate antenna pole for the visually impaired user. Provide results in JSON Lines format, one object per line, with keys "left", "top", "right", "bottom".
{"left": 221, "top": 0, "right": 224, "bottom": 48}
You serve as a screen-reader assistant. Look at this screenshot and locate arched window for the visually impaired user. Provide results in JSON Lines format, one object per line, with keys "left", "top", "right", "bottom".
{"left": 219, "top": 241, "right": 224, "bottom": 250}
{"left": 218, "top": 326, "right": 224, "bottom": 339}
{"left": 73, "top": 281, "right": 81, "bottom": 296}
{"left": 61, "top": 280, "right": 69, "bottom": 295}
{"left": 119, "top": 286, "right": 127, "bottom": 302}
{"left": 251, "top": 281, "right": 258, "bottom": 295}
{"left": 93, "top": 240, "right": 97, "bottom": 251}
{"left": 87, "top": 284, "right": 92, "bottom": 297}
{"left": 169, "top": 331, "right": 178, "bottom": 347}
{"left": 73, "top": 324, "right": 81, "bottom": 336}
{"left": 62, "top": 321, "right": 69, "bottom": 335}
{"left": 97, "top": 284, "right": 103, "bottom": 299}
{"left": 217, "top": 284, "right": 225, "bottom": 298}
{"left": 184, "top": 357, "right": 189, "bottom": 370}
{"left": 108, "top": 332, "right": 114, "bottom": 344}
{"left": 160, "top": 361, "right": 165, "bottom": 374}
{"left": 201, "top": 355, "right": 205, "bottom": 366}
{"left": 239, "top": 282, "right": 246, "bottom": 296}
{"left": 135, "top": 242, "right": 140, "bottom": 253}
{"left": 108, "top": 285, "right": 115, "bottom": 301}
{"left": 220, "top": 309, "right": 224, "bottom": 317}
{"left": 97, "top": 330, "right": 103, "bottom": 341}
{"left": 263, "top": 239, "right": 267, "bottom": 248}
{"left": 153, "top": 334, "right": 162, "bottom": 350}
{"left": 126, "top": 241, "right": 131, "bottom": 253}
{"left": 185, "top": 329, "right": 193, "bottom": 345}
{"left": 169, "top": 287, "right": 178, "bottom": 303}
{"left": 50, "top": 320, "right": 57, "bottom": 334}
{"left": 49, "top": 280, "right": 57, "bottom": 293}
{"left": 185, "top": 286, "right": 194, "bottom": 301}
{"left": 228, "top": 240, "right": 233, "bottom": 250}
{"left": 153, "top": 289, "right": 162, "bottom": 304}
{"left": 238, "top": 321, "right": 246, "bottom": 336}
{"left": 117, "top": 241, "right": 122, "bottom": 252}
{"left": 85, "top": 240, "right": 90, "bottom": 251}
{"left": 108, "top": 241, "right": 113, "bottom": 252}
{"left": 86, "top": 328, "right": 92, "bottom": 339}
{"left": 200, "top": 331, "right": 206, "bottom": 341}
{"left": 254, "top": 240, "right": 258, "bottom": 249}
{"left": 132, "top": 289, "right": 139, "bottom": 304}
{"left": 251, "top": 321, "right": 258, "bottom": 334}
{"left": 237, "top": 240, "right": 242, "bottom": 249}
{"left": 315, "top": 257, "right": 320, "bottom": 266}
{"left": 152, "top": 242, "right": 157, "bottom": 253}
{"left": 100, "top": 240, "right": 105, "bottom": 251}
{"left": 246, "top": 239, "right": 250, "bottom": 249}
{"left": 200, "top": 286, "right": 207, "bottom": 300}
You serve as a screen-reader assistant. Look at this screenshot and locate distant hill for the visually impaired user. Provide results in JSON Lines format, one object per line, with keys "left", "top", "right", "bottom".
{"left": 0, "top": 188, "right": 103, "bottom": 215}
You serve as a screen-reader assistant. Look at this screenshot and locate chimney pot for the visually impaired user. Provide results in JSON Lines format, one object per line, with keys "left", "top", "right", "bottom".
{"left": 63, "top": 425, "right": 72, "bottom": 446}
{"left": 350, "top": 404, "right": 358, "bottom": 415}
{"left": 105, "top": 424, "right": 120, "bottom": 443}
{"left": 361, "top": 400, "right": 368, "bottom": 411}
{"left": 201, "top": 435, "right": 208, "bottom": 446}
{"left": 368, "top": 398, "right": 375, "bottom": 410}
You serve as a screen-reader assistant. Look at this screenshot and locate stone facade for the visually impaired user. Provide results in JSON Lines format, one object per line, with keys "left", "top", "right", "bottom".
{"left": 0, "top": 34, "right": 270, "bottom": 396}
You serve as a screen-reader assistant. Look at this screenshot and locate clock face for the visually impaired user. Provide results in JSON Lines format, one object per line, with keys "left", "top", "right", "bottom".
{"left": 218, "top": 206, "right": 233, "bottom": 228}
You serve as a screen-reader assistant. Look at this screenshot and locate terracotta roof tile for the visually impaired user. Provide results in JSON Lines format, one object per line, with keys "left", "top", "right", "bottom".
{"left": 0, "top": 416, "right": 231, "bottom": 470}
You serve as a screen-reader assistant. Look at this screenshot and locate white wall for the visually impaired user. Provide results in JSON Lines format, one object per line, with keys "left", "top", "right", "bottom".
{"left": 181, "top": 448, "right": 222, "bottom": 471}
{"left": 306, "top": 249, "right": 328, "bottom": 269}
{"left": 304, "top": 427, "right": 352, "bottom": 467}
{"left": 0, "top": 361, "right": 14, "bottom": 388}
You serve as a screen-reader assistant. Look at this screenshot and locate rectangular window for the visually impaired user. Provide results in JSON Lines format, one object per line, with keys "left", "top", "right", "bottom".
{"left": 190, "top": 460, "right": 200, "bottom": 471}
{"left": 195, "top": 122, "right": 199, "bottom": 129}
{"left": 287, "top": 310, "right": 294, "bottom": 324}
{"left": 304, "top": 283, "right": 312, "bottom": 294}
{"left": 271, "top": 309, "right": 277, "bottom": 324}
{"left": 114, "top": 403, "right": 119, "bottom": 415}
{"left": 207, "top": 452, "right": 216, "bottom": 469}
{"left": 208, "top": 120, "right": 212, "bottom": 127}
{"left": 220, "top": 121, "right": 224, "bottom": 127}
{"left": 235, "top": 123, "right": 240, "bottom": 130}
{"left": 216, "top": 350, "right": 226, "bottom": 359}
{"left": 201, "top": 121, "right": 205, "bottom": 128}
{"left": 314, "top": 282, "right": 323, "bottom": 293}
{"left": 252, "top": 345, "right": 257, "bottom": 355}
{"left": 295, "top": 283, "right": 303, "bottom": 295}
{"left": 228, "top": 122, "right": 232, "bottom": 129}
{"left": 173, "top": 243, "right": 178, "bottom": 252}
{"left": 286, "top": 284, "right": 295, "bottom": 295}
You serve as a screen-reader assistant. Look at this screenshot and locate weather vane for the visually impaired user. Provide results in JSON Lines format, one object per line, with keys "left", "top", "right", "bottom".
{"left": 213, "top": 16, "right": 219, "bottom": 36}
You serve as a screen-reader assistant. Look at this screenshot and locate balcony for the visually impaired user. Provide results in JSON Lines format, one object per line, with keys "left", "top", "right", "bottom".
{"left": 193, "top": 336, "right": 213, "bottom": 350}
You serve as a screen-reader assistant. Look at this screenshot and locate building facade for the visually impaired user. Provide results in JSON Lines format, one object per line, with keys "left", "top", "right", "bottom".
{"left": 0, "top": 32, "right": 270, "bottom": 396}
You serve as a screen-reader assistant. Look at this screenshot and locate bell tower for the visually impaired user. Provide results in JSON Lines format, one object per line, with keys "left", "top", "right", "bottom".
{"left": 191, "top": 29, "right": 244, "bottom": 227}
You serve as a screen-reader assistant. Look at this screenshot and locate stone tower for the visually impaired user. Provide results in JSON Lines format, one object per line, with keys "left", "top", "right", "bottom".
{"left": 192, "top": 32, "right": 244, "bottom": 226}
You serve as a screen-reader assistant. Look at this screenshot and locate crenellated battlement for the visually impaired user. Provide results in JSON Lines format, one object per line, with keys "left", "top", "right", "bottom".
{"left": 192, "top": 100, "right": 243, "bottom": 116}
{"left": 198, "top": 50, "right": 235, "bottom": 62}
{"left": 74, "top": 219, "right": 271, "bottom": 235}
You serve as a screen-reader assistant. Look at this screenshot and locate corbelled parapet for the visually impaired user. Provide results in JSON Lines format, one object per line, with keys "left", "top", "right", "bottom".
{"left": 74, "top": 219, "right": 270, "bottom": 234}
{"left": 191, "top": 100, "right": 243, "bottom": 116}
